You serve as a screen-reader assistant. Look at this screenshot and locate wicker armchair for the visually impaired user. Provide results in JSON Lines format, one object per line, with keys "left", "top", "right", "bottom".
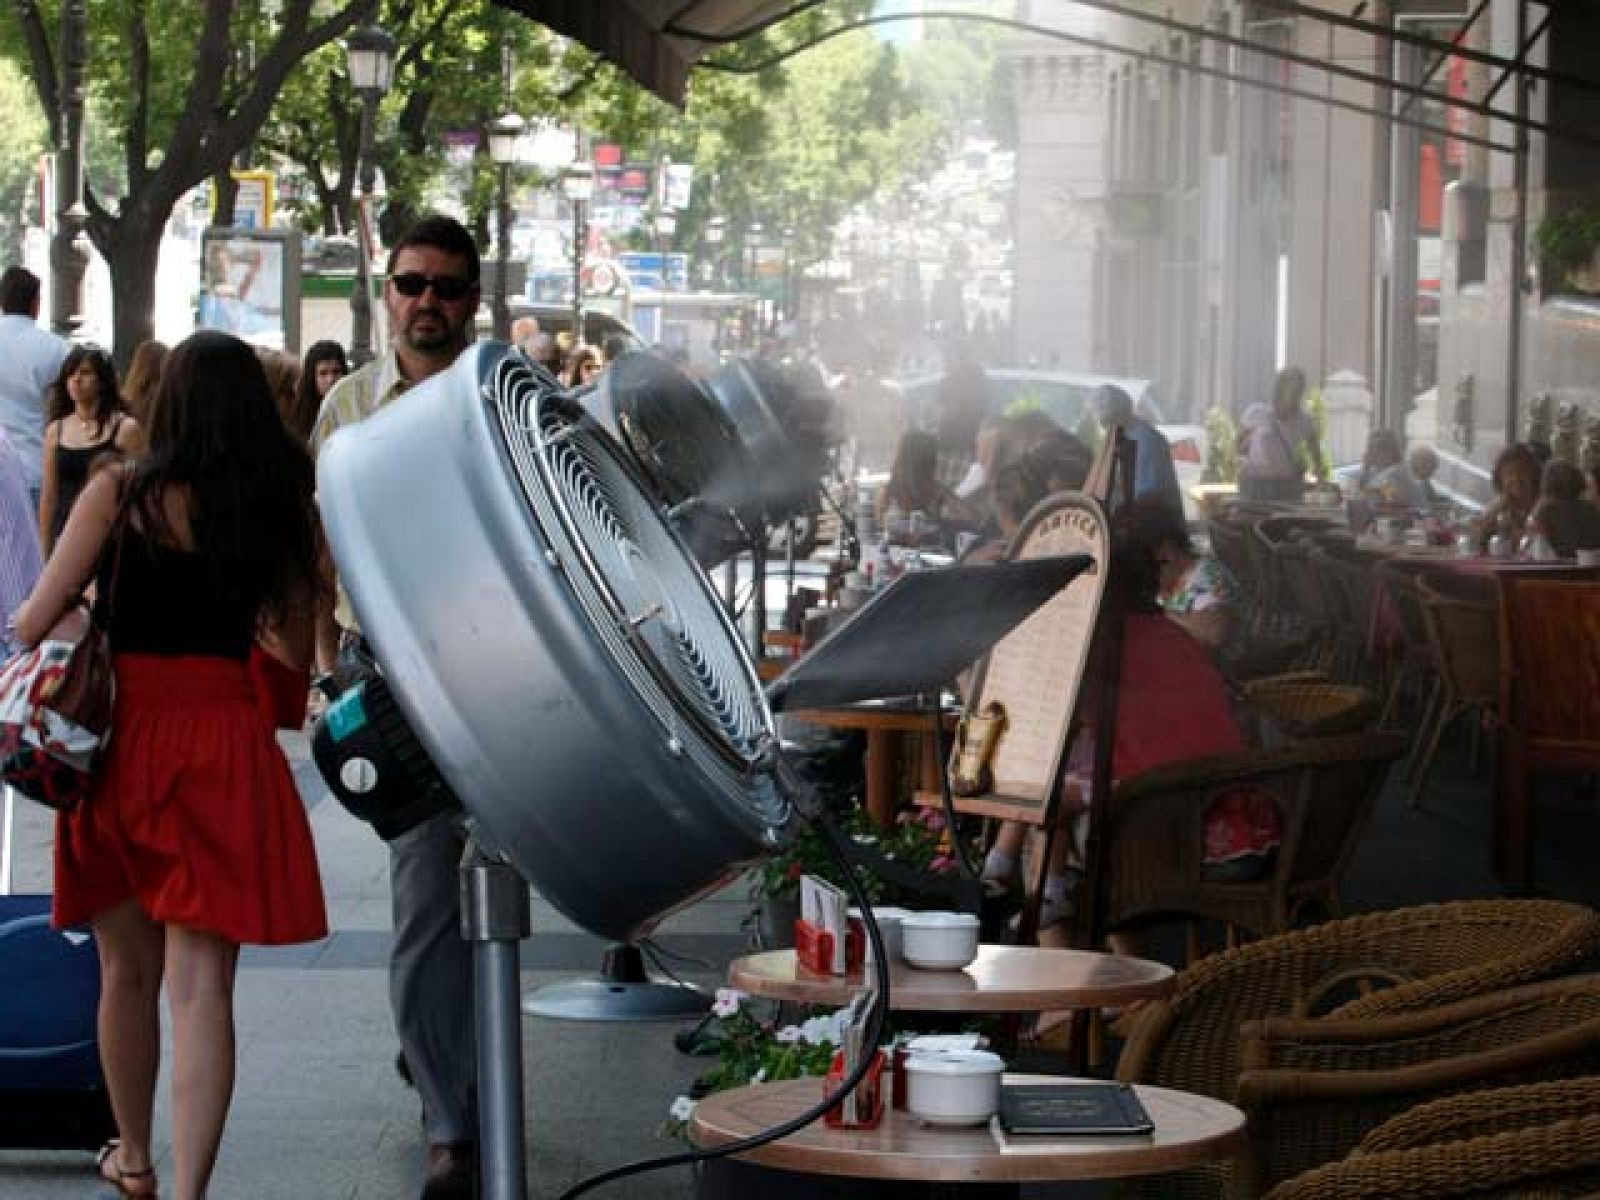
{"left": 1086, "top": 733, "right": 1403, "bottom": 942}
{"left": 1237, "top": 677, "right": 1378, "bottom": 742}
{"left": 1240, "top": 976, "right": 1600, "bottom": 1195}
{"left": 1114, "top": 902, "right": 1600, "bottom": 1200}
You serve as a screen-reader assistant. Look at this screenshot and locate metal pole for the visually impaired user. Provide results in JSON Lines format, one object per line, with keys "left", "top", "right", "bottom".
{"left": 349, "top": 90, "right": 379, "bottom": 366}
{"left": 461, "top": 837, "right": 532, "bottom": 1200}
{"left": 1505, "top": 0, "right": 1531, "bottom": 446}
{"left": 494, "top": 161, "right": 511, "bottom": 341}
{"left": 49, "top": 0, "right": 88, "bottom": 338}
{"left": 570, "top": 130, "right": 585, "bottom": 346}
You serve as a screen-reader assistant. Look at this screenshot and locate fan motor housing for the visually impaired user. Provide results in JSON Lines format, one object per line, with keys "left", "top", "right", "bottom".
{"left": 317, "top": 343, "right": 793, "bottom": 942}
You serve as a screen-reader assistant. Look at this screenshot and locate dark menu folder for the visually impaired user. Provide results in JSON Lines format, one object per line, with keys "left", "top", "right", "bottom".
{"left": 997, "top": 1081, "right": 1155, "bottom": 1136}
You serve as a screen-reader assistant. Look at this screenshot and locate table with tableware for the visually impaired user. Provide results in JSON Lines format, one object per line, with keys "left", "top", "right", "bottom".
{"left": 689, "top": 1073, "right": 1247, "bottom": 1195}
{"left": 727, "top": 944, "right": 1174, "bottom": 1014}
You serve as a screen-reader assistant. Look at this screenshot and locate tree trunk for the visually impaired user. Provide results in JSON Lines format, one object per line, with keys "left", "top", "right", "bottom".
{"left": 106, "top": 222, "right": 163, "bottom": 373}
{"left": 213, "top": 169, "right": 239, "bottom": 228}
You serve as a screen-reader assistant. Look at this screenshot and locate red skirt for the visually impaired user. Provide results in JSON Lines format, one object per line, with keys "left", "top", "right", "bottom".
{"left": 54, "top": 654, "right": 328, "bottom": 946}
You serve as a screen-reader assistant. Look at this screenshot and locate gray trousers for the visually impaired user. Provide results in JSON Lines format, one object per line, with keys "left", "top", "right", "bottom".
{"left": 390, "top": 811, "right": 477, "bottom": 1145}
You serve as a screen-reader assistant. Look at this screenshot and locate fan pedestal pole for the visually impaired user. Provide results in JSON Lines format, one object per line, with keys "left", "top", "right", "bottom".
{"left": 462, "top": 840, "right": 531, "bottom": 1200}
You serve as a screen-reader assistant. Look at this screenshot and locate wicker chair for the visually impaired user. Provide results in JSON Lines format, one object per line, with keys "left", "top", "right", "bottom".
{"left": 1237, "top": 677, "right": 1378, "bottom": 742}
{"left": 1239, "top": 976, "right": 1600, "bottom": 1195}
{"left": 1114, "top": 902, "right": 1600, "bottom": 1200}
{"left": 1264, "top": 1075, "right": 1600, "bottom": 1199}
{"left": 1410, "top": 579, "right": 1500, "bottom": 807}
{"left": 1086, "top": 733, "right": 1403, "bottom": 944}
{"left": 1373, "top": 560, "right": 1440, "bottom": 730}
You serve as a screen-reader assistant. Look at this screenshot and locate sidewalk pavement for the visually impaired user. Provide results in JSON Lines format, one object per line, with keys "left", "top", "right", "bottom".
{"left": 1, "top": 731, "right": 743, "bottom": 1200}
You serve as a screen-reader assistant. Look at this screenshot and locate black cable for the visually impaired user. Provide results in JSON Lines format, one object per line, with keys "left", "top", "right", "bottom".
{"left": 554, "top": 810, "right": 892, "bottom": 1200}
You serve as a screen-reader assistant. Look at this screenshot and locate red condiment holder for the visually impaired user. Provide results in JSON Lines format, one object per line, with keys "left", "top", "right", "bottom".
{"left": 823, "top": 1048, "right": 886, "bottom": 1129}
{"left": 794, "top": 916, "right": 866, "bottom": 976}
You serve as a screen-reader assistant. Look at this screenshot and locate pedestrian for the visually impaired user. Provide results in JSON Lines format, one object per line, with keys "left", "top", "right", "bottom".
{"left": 1092, "top": 383, "right": 1185, "bottom": 525}
{"left": 119, "top": 340, "right": 169, "bottom": 428}
{"left": 289, "top": 340, "right": 348, "bottom": 444}
{"left": 0, "top": 427, "right": 41, "bottom": 655}
{"left": 255, "top": 348, "right": 301, "bottom": 438}
{"left": 39, "top": 344, "right": 142, "bottom": 558}
{"left": 310, "top": 214, "right": 481, "bottom": 1200}
{"left": 562, "top": 342, "right": 603, "bottom": 388}
{"left": 13, "top": 330, "right": 327, "bottom": 1200}
{"left": 1237, "top": 366, "right": 1325, "bottom": 505}
{"left": 0, "top": 266, "right": 69, "bottom": 511}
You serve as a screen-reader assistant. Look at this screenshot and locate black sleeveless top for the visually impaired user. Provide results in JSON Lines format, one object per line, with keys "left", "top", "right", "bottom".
{"left": 97, "top": 524, "right": 255, "bottom": 660}
{"left": 53, "top": 415, "right": 124, "bottom": 543}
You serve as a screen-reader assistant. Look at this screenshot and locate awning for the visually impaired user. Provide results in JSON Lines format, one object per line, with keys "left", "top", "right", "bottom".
{"left": 491, "top": 0, "right": 798, "bottom": 106}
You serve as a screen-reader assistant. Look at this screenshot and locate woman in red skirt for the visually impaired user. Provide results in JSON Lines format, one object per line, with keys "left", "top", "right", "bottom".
{"left": 14, "top": 331, "right": 327, "bottom": 1199}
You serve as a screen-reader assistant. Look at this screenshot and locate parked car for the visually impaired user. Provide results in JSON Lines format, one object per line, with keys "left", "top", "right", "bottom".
{"left": 886, "top": 368, "right": 1209, "bottom": 517}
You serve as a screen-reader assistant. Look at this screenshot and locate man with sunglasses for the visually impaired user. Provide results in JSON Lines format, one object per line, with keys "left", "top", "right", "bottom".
{"left": 310, "top": 214, "right": 482, "bottom": 1200}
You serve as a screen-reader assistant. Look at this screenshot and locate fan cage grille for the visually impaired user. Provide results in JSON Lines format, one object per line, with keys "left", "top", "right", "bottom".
{"left": 486, "top": 354, "right": 780, "bottom": 810}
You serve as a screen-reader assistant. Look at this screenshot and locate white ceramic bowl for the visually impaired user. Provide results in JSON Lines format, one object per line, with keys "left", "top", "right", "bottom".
{"left": 899, "top": 911, "right": 981, "bottom": 971}
{"left": 903, "top": 1049, "right": 1005, "bottom": 1126}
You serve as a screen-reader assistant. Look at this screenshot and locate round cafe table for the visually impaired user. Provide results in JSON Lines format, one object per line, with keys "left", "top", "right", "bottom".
{"left": 689, "top": 1073, "right": 1246, "bottom": 1187}
{"left": 728, "top": 945, "right": 1174, "bottom": 1013}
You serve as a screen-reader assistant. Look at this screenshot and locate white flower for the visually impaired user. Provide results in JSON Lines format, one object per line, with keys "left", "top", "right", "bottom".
{"left": 711, "top": 988, "right": 746, "bottom": 1019}
{"left": 800, "top": 1014, "right": 839, "bottom": 1046}
{"left": 750, "top": 1067, "right": 767, "bottom": 1084}
{"left": 775, "top": 1024, "right": 804, "bottom": 1043}
{"left": 669, "top": 1095, "right": 696, "bottom": 1122}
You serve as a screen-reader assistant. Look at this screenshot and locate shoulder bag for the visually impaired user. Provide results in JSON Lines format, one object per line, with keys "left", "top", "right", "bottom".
{"left": 0, "top": 500, "right": 129, "bottom": 812}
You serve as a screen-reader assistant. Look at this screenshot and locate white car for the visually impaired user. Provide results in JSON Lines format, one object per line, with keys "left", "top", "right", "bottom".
{"left": 887, "top": 368, "right": 1209, "bottom": 518}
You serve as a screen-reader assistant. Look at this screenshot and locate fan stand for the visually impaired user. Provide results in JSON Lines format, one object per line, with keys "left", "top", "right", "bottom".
{"left": 520, "top": 943, "right": 709, "bottom": 1021}
{"left": 461, "top": 835, "right": 531, "bottom": 1200}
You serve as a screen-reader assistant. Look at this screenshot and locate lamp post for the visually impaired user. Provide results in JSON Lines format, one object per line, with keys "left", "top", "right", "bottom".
{"left": 705, "top": 216, "right": 725, "bottom": 289}
{"left": 345, "top": 23, "right": 395, "bottom": 366}
{"left": 654, "top": 208, "right": 677, "bottom": 286}
{"left": 487, "top": 111, "right": 524, "bottom": 342}
{"left": 49, "top": 0, "right": 88, "bottom": 338}
{"left": 561, "top": 158, "right": 593, "bottom": 345}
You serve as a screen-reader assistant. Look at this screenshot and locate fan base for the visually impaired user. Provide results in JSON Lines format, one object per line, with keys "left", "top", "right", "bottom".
{"left": 521, "top": 943, "right": 710, "bottom": 1022}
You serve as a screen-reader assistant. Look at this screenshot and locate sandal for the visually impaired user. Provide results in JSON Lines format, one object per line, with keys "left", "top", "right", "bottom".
{"left": 97, "top": 1139, "right": 158, "bottom": 1198}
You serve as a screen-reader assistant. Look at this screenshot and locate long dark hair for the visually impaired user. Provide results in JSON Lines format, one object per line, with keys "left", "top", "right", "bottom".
{"left": 48, "top": 344, "right": 122, "bottom": 435}
{"left": 291, "top": 340, "right": 348, "bottom": 442}
{"left": 133, "top": 331, "right": 319, "bottom": 625}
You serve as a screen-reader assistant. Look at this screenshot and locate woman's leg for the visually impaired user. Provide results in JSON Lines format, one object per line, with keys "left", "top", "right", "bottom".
{"left": 91, "top": 899, "right": 166, "bottom": 1180}
{"left": 165, "top": 924, "right": 240, "bottom": 1200}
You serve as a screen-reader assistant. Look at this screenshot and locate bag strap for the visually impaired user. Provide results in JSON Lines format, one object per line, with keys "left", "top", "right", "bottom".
{"left": 88, "top": 472, "right": 135, "bottom": 630}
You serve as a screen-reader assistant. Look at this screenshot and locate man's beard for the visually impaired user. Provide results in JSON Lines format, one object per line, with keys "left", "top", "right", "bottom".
{"left": 400, "top": 308, "right": 463, "bottom": 355}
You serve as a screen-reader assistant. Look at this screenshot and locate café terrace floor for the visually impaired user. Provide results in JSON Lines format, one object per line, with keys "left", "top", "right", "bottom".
{"left": 2, "top": 719, "right": 1597, "bottom": 1200}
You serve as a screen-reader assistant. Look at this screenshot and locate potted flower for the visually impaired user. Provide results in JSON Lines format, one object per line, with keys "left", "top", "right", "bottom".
{"left": 747, "top": 805, "right": 974, "bottom": 948}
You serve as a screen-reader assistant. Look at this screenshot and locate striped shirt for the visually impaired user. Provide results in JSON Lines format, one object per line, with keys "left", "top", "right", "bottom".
{"left": 310, "top": 349, "right": 410, "bottom": 632}
{"left": 0, "top": 428, "right": 42, "bottom": 654}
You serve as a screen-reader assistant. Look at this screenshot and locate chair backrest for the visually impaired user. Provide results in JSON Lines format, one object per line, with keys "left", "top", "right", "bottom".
{"left": 1239, "top": 974, "right": 1600, "bottom": 1194}
{"left": 1497, "top": 576, "right": 1600, "bottom": 747}
{"left": 1206, "top": 518, "right": 1256, "bottom": 597}
{"left": 1373, "top": 562, "right": 1435, "bottom": 667}
{"left": 1115, "top": 899, "right": 1600, "bottom": 1104}
{"left": 1416, "top": 579, "right": 1500, "bottom": 706}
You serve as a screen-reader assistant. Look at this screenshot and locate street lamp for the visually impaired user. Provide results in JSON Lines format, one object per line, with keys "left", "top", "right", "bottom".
{"left": 346, "top": 23, "right": 395, "bottom": 366}
{"left": 705, "top": 216, "right": 725, "bottom": 289}
{"left": 561, "top": 158, "right": 594, "bottom": 345}
{"left": 487, "top": 111, "right": 525, "bottom": 342}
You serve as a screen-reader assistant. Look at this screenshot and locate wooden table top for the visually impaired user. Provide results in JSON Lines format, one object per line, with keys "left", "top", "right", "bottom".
{"left": 786, "top": 704, "right": 960, "bottom": 733}
{"left": 689, "top": 1074, "right": 1247, "bottom": 1182}
{"left": 728, "top": 946, "right": 1174, "bottom": 1012}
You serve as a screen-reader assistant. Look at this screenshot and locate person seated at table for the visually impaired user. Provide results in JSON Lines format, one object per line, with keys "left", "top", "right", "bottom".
{"left": 877, "top": 429, "right": 950, "bottom": 533}
{"left": 980, "top": 501, "right": 1278, "bottom": 932}
{"left": 1356, "top": 429, "right": 1424, "bottom": 510}
{"left": 1120, "top": 497, "right": 1241, "bottom": 656}
{"left": 1408, "top": 443, "right": 1442, "bottom": 506}
{"left": 1531, "top": 459, "right": 1600, "bottom": 558}
{"left": 1472, "top": 442, "right": 1542, "bottom": 553}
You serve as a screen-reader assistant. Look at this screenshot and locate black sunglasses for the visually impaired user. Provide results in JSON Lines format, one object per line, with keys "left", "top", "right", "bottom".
{"left": 389, "top": 272, "right": 475, "bottom": 300}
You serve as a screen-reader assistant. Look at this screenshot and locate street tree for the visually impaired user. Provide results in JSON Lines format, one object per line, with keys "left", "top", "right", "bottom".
{"left": 5, "top": 0, "right": 378, "bottom": 364}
